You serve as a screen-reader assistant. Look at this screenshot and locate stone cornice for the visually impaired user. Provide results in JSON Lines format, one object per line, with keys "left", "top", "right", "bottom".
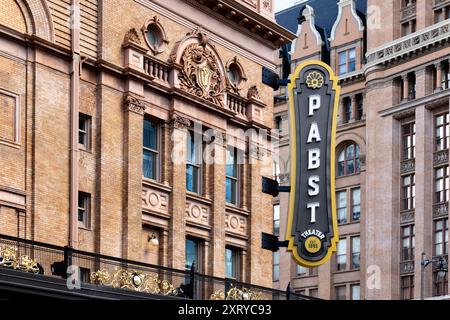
{"left": 379, "top": 88, "right": 450, "bottom": 118}
{"left": 184, "top": 0, "right": 295, "bottom": 48}
{"left": 365, "top": 19, "right": 450, "bottom": 67}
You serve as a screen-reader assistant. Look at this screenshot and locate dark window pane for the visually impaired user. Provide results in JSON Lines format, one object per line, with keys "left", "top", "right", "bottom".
{"left": 226, "top": 178, "right": 237, "bottom": 204}
{"left": 186, "top": 165, "right": 198, "bottom": 193}
{"left": 185, "top": 239, "right": 198, "bottom": 270}
{"left": 144, "top": 119, "right": 158, "bottom": 150}
{"left": 143, "top": 150, "right": 156, "bottom": 179}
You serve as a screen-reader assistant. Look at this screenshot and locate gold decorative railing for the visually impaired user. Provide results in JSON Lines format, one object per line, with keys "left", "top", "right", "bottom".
{"left": 0, "top": 234, "right": 316, "bottom": 300}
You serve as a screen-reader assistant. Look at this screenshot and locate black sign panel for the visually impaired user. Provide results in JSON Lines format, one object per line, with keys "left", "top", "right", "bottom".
{"left": 286, "top": 61, "right": 340, "bottom": 267}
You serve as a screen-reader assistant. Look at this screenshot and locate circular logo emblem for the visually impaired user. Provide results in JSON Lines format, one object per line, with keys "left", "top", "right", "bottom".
{"left": 305, "top": 71, "right": 324, "bottom": 89}
{"left": 304, "top": 236, "right": 322, "bottom": 254}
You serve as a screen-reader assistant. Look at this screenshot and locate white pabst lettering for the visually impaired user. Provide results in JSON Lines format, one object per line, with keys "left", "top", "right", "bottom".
{"left": 307, "top": 122, "right": 321, "bottom": 143}
{"left": 308, "top": 149, "right": 320, "bottom": 170}
{"left": 308, "top": 95, "right": 321, "bottom": 116}
{"left": 308, "top": 176, "right": 320, "bottom": 196}
{"left": 307, "top": 203, "right": 319, "bottom": 223}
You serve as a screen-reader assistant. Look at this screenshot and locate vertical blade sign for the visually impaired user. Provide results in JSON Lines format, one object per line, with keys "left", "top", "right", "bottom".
{"left": 286, "top": 61, "right": 340, "bottom": 268}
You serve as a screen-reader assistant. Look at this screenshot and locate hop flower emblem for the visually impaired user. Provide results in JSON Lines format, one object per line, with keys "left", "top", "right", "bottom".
{"left": 306, "top": 71, "right": 324, "bottom": 89}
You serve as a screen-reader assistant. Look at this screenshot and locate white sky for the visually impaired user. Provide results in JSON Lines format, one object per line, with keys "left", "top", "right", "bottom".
{"left": 274, "top": 0, "right": 306, "bottom": 13}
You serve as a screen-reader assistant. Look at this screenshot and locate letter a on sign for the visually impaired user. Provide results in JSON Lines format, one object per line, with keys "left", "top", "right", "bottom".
{"left": 286, "top": 61, "right": 340, "bottom": 268}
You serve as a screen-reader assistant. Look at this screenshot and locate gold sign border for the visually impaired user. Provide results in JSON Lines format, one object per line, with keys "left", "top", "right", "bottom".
{"left": 286, "top": 60, "right": 340, "bottom": 268}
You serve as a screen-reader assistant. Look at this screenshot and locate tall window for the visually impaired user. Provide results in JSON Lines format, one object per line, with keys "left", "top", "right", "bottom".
{"left": 343, "top": 98, "right": 352, "bottom": 123}
{"left": 351, "top": 284, "right": 361, "bottom": 300}
{"left": 402, "top": 122, "right": 416, "bottom": 160}
{"left": 400, "top": 275, "right": 414, "bottom": 300}
{"left": 351, "top": 188, "right": 361, "bottom": 222}
{"left": 337, "top": 191, "right": 347, "bottom": 224}
{"left": 225, "top": 247, "right": 240, "bottom": 280}
{"left": 273, "top": 251, "right": 280, "bottom": 281}
{"left": 356, "top": 94, "right": 364, "bottom": 121}
{"left": 433, "top": 272, "right": 448, "bottom": 297}
{"left": 309, "top": 288, "right": 319, "bottom": 298}
{"left": 78, "top": 192, "right": 90, "bottom": 229}
{"left": 401, "top": 225, "right": 415, "bottom": 261}
{"left": 335, "top": 286, "right": 346, "bottom": 300}
{"left": 275, "top": 116, "right": 282, "bottom": 132}
{"left": 401, "top": 174, "right": 416, "bottom": 211}
{"left": 434, "top": 218, "right": 448, "bottom": 256}
{"left": 435, "top": 166, "right": 449, "bottom": 204}
{"left": 143, "top": 118, "right": 159, "bottom": 180}
{"left": 351, "top": 236, "right": 361, "bottom": 269}
{"left": 435, "top": 113, "right": 449, "bottom": 151}
{"left": 273, "top": 204, "right": 280, "bottom": 236}
{"left": 186, "top": 132, "right": 201, "bottom": 194}
{"left": 336, "top": 239, "right": 347, "bottom": 271}
{"left": 338, "top": 48, "right": 356, "bottom": 76}
{"left": 297, "top": 265, "right": 307, "bottom": 276}
{"left": 185, "top": 238, "right": 201, "bottom": 271}
{"left": 79, "top": 114, "right": 91, "bottom": 150}
{"left": 337, "top": 143, "right": 361, "bottom": 177}
{"left": 226, "top": 147, "right": 240, "bottom": 205}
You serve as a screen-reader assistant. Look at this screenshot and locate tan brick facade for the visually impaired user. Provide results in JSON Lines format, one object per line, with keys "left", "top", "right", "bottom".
{"left": 0, "top": 0, "right": 293, "bottom": 289}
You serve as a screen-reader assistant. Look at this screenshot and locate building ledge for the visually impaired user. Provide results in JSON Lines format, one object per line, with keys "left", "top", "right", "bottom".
{"left": 366, "top": 19, "right": 450, "bottom": 67}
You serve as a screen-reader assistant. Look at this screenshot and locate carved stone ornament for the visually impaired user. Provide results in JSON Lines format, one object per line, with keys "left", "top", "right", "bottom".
{"left": 123, "top": 94, "right": 147, "bottom": 115}
{"left": 124, "top": 28, "right": 142, "bottom": 46}
{"left": 179, "top": 33, "right": 226, "bottom": 107}
{"left": 247, "top": 85, "right": 261, "bottom": 100}
{"left": 170, "top": 114, "right": 191, "bottom": 130}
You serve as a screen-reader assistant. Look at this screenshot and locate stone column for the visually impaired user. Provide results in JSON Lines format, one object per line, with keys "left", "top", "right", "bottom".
{"left": 414, "top": 106, "right": 433, "bottom": 299}
{"left": 402, "top": 74, "right": 410, "bottom": 102}
{"left": 122, "top": 94, "right": 146, "bottom": 261}
{"left": 167, "top": 114, "right": 190, "bottom": 270}
{"left": 351, "top": 95, "right": 357, "bottom": 122}
{"left": 247, "top": 144, "right": 273, "bottom": 287}
{"left": 162, "top": 229, "right": 169, "bottom": 267}
{"left": 435, "top": 62, "right": 443, "bottom": 92}
{"left": 203, "top": 240, "right": 210, "bottom": 275}
{"left": 338, "top": 100, "right": 345, "bottom": 125}
{"left": 209, "top": 131, "right": 227, "bottom": 278}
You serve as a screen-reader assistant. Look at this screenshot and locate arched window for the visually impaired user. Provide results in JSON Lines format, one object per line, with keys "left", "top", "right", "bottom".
{"left": 337, "top": 143, "right": 361, "bottom": 177}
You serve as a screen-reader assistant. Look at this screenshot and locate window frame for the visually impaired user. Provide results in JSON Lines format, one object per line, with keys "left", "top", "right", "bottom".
{"left": 400, "top": 275, "right": 415, "bottom": 300}
{"left": 78, "top": 113, "right": 91, "bottom": 151}
{"left": 143, "top": 118, "right": 160, "bottom": 181}
{"left": 186, "top": 130, "right": 203, "bottom": 195}
{"left": 78, "top": 192, "right": 91, "bottom": 229}
{"left": 225, "top": 246, "right": 241, "bottom": 280}
{"left": 334, "top": 285, "right": 347, "bottom": 300}
{"left": 434, "top": 165, "right": 449, "bottom": 204}
{"left": 338, "top": 48, "right": 356, "bottom": 76}
{"left": 336, "top": 238, "right": 347, "bottom": 272}
{"left": 401, "top": 224, "right": 415, "bottom": 262}
{"left": 434, "top": 218, "right": 449, "bottom": 256}
{"left": 434, "top": 112, "right": 450, "bottom": 152}
{"left": 336, "top": 190, "right": 348, "bottom": 224}
{"left": 351, "top": 187, "right": 361, "bottom": 222}
{"left": 401, "top": 174, "right": 416, "bottom": 211}
{"left": 225, "top": 146, "right": 241, "bottom": 206}
{"left": 337, "top": 143, "right": 361, "bottom": 177}
{"left": 351, "top": 236, "right": 361, "bottom": 270}
{"left": 402, "top": 122, "right": 416, "bottom": 160}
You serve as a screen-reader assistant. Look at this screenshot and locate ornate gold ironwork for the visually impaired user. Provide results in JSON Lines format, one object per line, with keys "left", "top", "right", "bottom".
{"left": 210, "top": 285, "right": 263, "bottom": 300}
{"left": 306, "top": 71, "right": 324, "bottom": 89}
{"left": 90, "top": 268, "right": 178, "bottom": 296}
{"left": 0, "top": 246, "right": 40, "bottom": 274}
